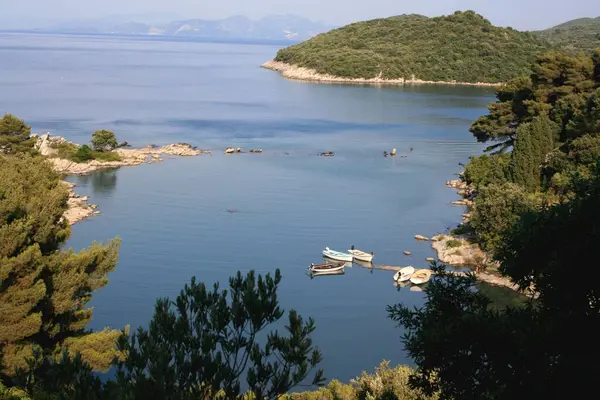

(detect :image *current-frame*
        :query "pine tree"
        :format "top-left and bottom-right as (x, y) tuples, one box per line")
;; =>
(0, 114), (35, 155)
(510, 116), (555, 191)
(0, 155), (121, 375)
(510, 123), (536, 190)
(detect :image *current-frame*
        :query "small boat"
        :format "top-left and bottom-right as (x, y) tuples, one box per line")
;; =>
(322, 247), (353, 262)
(309, 261), (345, 274)
(348, 248), (374, 262)
(393, 266), (415, 282)
(410, 269), (432, 285)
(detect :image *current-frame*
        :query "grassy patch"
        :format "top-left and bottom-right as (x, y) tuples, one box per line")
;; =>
(91, 151), (122, 162)
(446, 239), (462, 248)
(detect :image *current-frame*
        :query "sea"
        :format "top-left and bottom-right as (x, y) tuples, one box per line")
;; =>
(0, 32), (497, 383)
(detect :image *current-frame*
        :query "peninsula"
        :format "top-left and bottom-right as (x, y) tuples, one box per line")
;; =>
(263, 11), (549, 86)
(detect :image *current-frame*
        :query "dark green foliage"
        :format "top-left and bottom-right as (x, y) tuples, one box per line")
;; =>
(462, 153), (510, 188)
(90, 130), (118, 152)
(8, 271), (323, 400)
(509, 116), (555, 191)
(0, 155), (121, 374)
(275, 11), (548, 83)
(12, 349), (103, 400)
(469, 183), (540, 253)
(71, 145), (93, 163)
(497, 164), (600, 315)
(0, 114), (35, 155)
(533, 17), (600, 54)
(388, 167), (600, 400)
(470, 51), (598, 148)
(111, 269), (323, 400)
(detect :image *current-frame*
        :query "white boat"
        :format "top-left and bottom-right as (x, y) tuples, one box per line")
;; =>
(348, 248), (374, 262)
(322, 247), (353, 262)
(393, 266), (415, 282)
(410, 269), (432, 285)
(309, 261), (345, 274)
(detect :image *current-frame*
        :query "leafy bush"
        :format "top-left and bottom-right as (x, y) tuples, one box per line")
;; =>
(71, 144), (93, 163)
(463, 154), (510, 188)
(274, 11), (549, 83)
(470, 183), (541, 254)
(446, 239), (462, 248)
(286, 361), (436, 400)
(51, 141), (78, 160)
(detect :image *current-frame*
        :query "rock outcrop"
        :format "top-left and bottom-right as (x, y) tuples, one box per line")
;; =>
(414, 234), (430, 241)
(430, 234), (488, 266)
(60, 181), (98, 225)
(33, 133), (67, 156)
(48, 140), (208, 175)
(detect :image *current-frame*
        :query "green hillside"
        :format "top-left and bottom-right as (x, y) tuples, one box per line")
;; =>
(533, 17), (600, 53)
(273, 11), (550, 84)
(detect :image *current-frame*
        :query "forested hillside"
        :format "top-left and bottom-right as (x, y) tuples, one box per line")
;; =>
(274, 11), (549, 83)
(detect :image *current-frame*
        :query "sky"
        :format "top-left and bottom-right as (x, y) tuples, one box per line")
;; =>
(0, 0), (599, 30)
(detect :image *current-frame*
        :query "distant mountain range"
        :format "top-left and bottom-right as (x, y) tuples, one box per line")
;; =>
(36, 15), (334, 41)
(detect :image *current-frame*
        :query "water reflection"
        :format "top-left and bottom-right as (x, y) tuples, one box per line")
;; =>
(76, 169), (119, 194)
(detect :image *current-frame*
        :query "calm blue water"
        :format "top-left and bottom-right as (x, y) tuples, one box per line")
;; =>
(0, 32), (494, 383)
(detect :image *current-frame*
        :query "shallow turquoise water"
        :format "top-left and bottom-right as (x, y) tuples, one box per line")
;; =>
(0, 32), (494, 383)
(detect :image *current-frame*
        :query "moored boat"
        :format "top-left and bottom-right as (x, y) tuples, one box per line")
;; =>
(348, 247), (374, 262)
(309, 261), (346, 274)
(393, 266), (415, 282)
(322, 247), (353, 262)
(409, 269), (432, 285)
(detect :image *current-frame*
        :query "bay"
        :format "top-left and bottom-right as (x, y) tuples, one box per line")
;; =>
(0, 32), (495, 383)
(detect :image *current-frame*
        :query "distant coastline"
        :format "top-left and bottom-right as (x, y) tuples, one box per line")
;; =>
(261, 61), (503, 87)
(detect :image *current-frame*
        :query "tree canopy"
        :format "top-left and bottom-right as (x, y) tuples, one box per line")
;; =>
(6, 270), (324, 400)
(274, 11), (549, 83)
(0, 155), (121, 375)
(389, 164), (600, 399)
(91, 130), (118, 152)
(532, 17), (600, 54)
(0, 114), (35, 155)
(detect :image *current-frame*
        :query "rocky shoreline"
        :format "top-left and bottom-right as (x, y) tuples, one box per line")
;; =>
(426, 177), (531, 295)
(261, 61), (503, 87)
(37, 135), (208, 225)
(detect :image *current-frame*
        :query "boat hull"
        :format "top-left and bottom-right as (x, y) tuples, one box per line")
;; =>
(310, 262), (345, 273)
(348, 249), (374, 262)
(409, 269), (432, 285)
(322, 248), (353, 262)
(394, 266), (415, 282)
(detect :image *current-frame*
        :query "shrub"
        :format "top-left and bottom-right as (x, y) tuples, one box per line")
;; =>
(446, 239), (462, 248)
(71, 145), (93, 163)
(51, 142), (78, 159)
(451, 224), (473, 235)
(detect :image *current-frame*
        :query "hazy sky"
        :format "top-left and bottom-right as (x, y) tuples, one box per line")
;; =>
(1, 0), (599, 30)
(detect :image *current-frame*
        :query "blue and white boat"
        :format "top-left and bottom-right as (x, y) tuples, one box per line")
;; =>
(322, 247), (353, 262)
